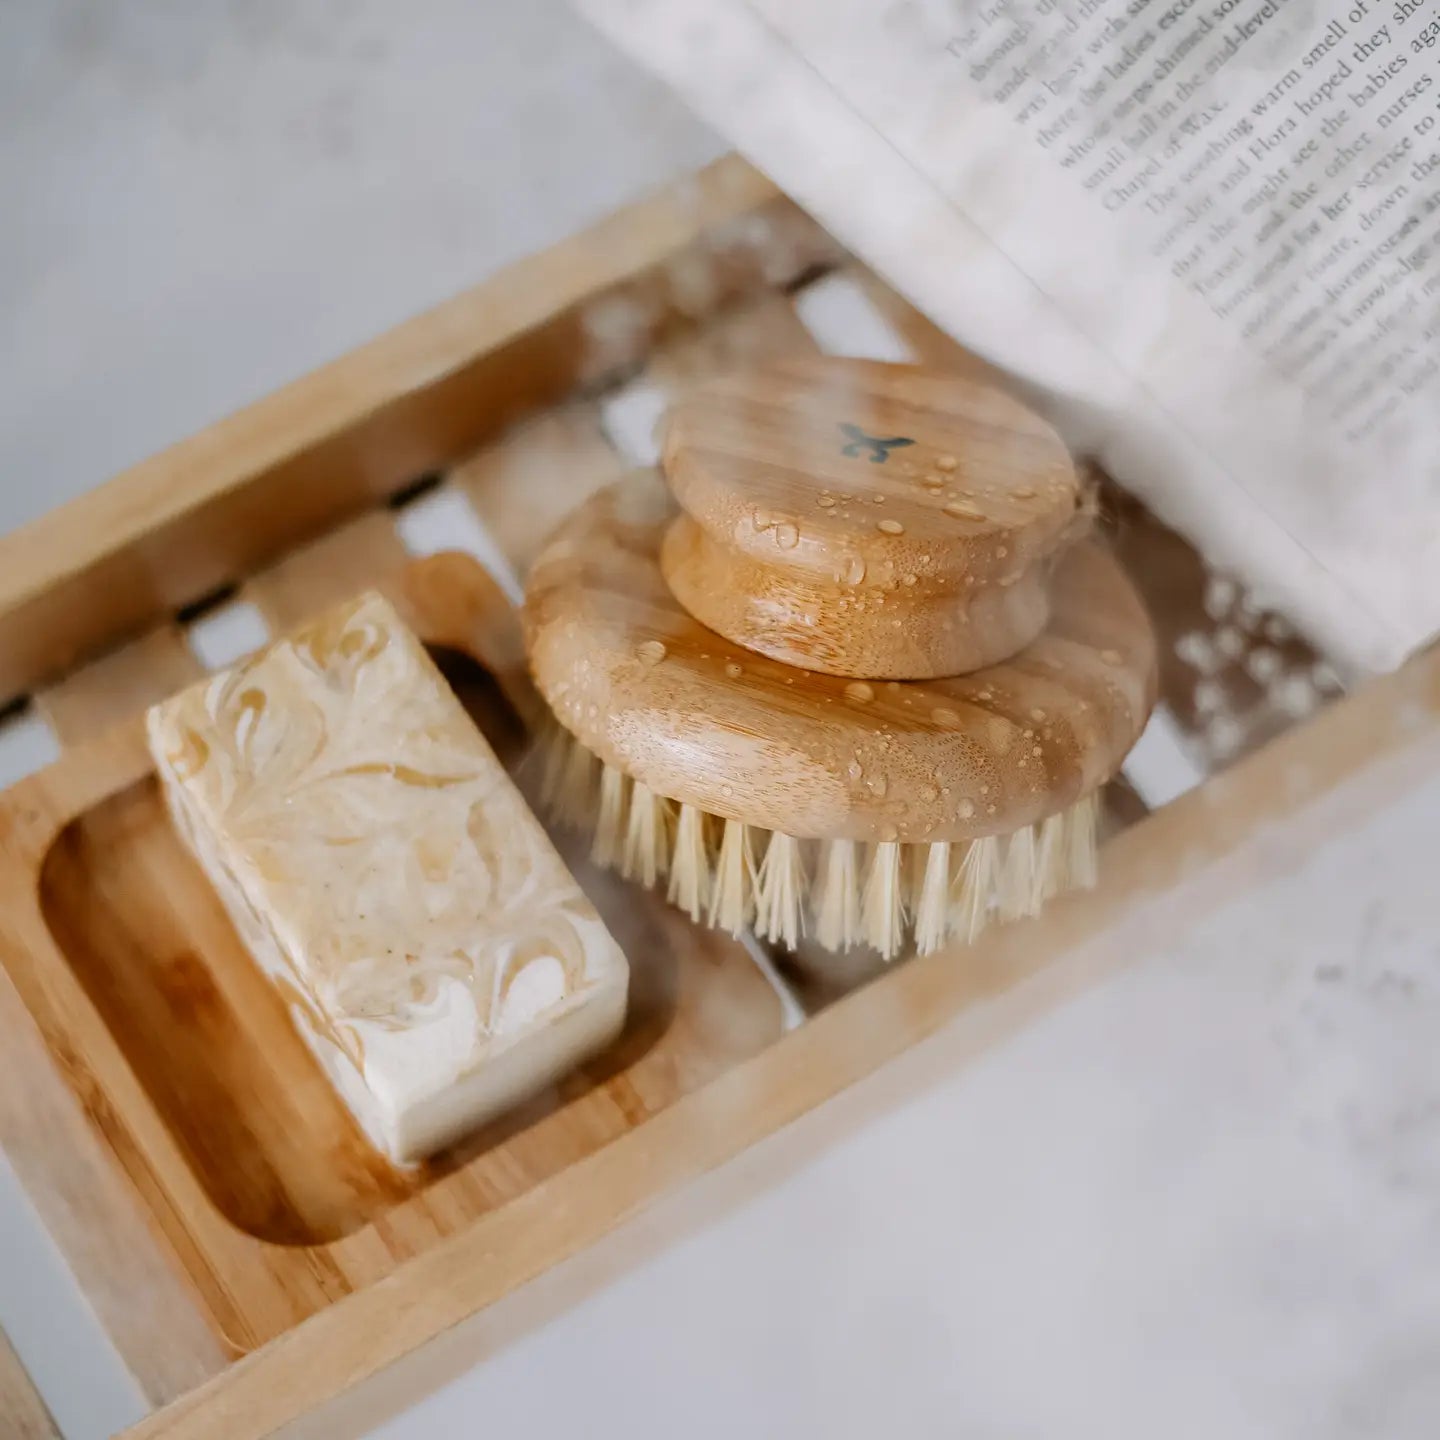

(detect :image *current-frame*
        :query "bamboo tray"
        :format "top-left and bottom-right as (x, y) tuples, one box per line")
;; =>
(1, 156), (1420, 1438)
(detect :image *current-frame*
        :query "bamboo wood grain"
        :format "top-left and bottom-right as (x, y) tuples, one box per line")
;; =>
(245, 513), (410, 633)
(121, 636), (1440, 1440)
(526, 475), (1154, 841)
(660, 357), (1080, 680)
(455, 405), (627, 577)
(0, 554), (784, 1358)
(0, 1327), (60, 1440)
(647, 291), (820, 396)
(0, 156), (842, 709)
(36, 626), (204, 747)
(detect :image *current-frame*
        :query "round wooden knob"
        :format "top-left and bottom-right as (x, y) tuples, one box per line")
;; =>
(659, 357), (1080, 680)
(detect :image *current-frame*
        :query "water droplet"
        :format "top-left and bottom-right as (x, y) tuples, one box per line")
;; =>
(1032, 745), (1043, 756)
(924, 481), (944, 495)
(980, 784), (990, 795)
(817, 494), (836, 508)
(880, 823), (899, 841)
(637, 640), (666, 667)
(868, 772), (889, 797)
(996, 546), (1009, 558)
(725, 662), (743, 679)
(721, 783), (733, 797)
(957, 799), (975, 819)
(847, 759), (863, 781)
(944, 500), (982, 520)
(1101, 648), (1123, 664)
(902, 573), (917, 586)
(775, 521), (799, 549)
(878, 518), (905, 535)
(842, 554), (867, 585)
(931, 706), (961, 728)
(936, 454), (959, 472)
(845, 681), (874, 704)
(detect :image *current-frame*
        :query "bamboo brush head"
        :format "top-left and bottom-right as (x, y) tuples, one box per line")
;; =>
(522, 360), (1157, 960)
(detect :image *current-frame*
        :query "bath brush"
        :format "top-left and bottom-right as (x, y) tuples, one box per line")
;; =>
(523, 357), (1157, 958)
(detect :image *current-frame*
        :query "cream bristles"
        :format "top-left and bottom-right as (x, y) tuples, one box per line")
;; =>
(861, 840), (906, 960)
(813, 838), (861, 952)
(555, 739), (598, 829)
(539, 720), (1102, 953)
(591, 765), (630, 869)
(1035, 811), (1067, 906)
(537, 722), (572, 815)
(1066, 791), (1099, 890)
(950, 835), (1000, 944)
(621, 781), (669, 889)
(913, 841), (953, 956)
(998, 825), (1041, 921)
(754, 832), (806, 950)
(708, 818), (756, 935)
(667, 803), (711, 922)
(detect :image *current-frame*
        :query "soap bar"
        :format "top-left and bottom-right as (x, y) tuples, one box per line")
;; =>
(146, 591), (629, 1164)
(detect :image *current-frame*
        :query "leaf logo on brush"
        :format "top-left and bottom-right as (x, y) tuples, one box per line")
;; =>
(837, 423), (915, 463)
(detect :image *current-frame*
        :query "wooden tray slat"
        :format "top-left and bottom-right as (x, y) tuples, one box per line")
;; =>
(245, 512), (411, 633)
(455, 404), (627, 577)
(0, 1327), (60, 1440)
(35, 627), (204, 748)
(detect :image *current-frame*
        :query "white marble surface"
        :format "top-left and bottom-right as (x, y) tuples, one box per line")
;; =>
(0, 0), (719, 534)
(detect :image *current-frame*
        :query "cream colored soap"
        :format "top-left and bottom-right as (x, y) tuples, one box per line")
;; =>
(146, 591), (629, 1164)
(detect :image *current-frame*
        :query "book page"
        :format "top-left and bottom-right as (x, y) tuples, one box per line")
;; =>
(579, 0), (1440, 672)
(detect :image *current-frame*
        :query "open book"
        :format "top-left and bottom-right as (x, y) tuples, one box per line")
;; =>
(580, 0), (1440, 673)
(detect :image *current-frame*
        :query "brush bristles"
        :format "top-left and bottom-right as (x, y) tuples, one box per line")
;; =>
(667, 803), (712, 922)
(1035, 812), (1067, 906)
(540, 725), (1102, 955)
(537, 721), (572, 815)
(754, 832), (806, 950)
(708, 818), (756, 935)
(621, 781), (669, 889)
(913, 842), (953, 956)
(998, 825), (1040, 922)
(591, 765), (631, 869)
(861, 840), (906, 960)
(813, 838), (861, 952)
(1066, 791), (1099, 891)
(555, 738), (599, 829)
(951, 835), (1000, 944)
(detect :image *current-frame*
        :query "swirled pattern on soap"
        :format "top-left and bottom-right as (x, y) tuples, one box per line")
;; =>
(147, 591), (614, 1076)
